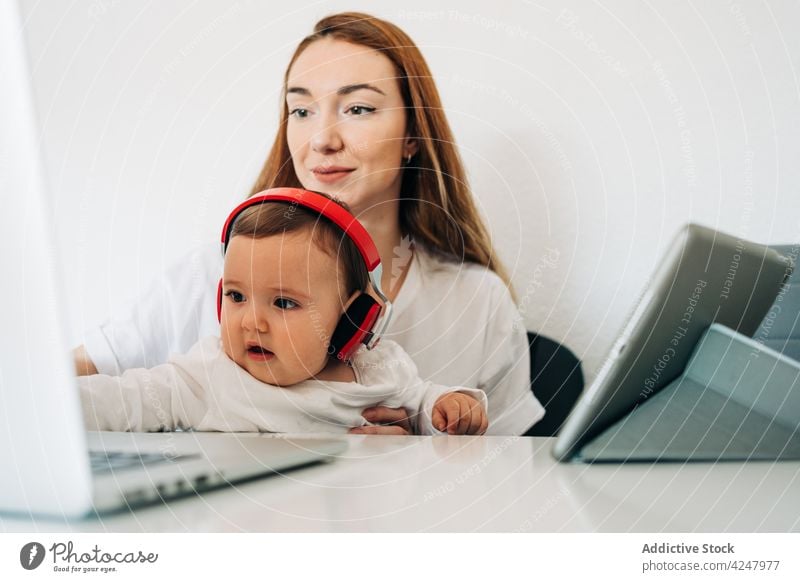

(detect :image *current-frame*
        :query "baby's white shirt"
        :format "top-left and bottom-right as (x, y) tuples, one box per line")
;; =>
(79, 337), (487, 434)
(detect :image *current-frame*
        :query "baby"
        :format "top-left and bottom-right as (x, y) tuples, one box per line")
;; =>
(79, 191), (488, 435)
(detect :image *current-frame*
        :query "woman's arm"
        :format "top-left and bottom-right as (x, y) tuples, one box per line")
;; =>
(79, 243), (221, 375)
(478, 285), (545, 435)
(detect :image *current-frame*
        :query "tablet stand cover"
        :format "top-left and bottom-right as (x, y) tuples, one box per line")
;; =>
(579, 324), (800, 462)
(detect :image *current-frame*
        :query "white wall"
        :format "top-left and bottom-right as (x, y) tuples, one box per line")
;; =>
(22, 0), (800, 380)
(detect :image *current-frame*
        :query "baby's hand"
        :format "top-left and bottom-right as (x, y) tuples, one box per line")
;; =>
(432, 392), (488, 435)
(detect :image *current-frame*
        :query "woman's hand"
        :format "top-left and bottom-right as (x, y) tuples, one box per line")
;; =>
(349, 406), (412, 435)
(431, 392), (488, 435)
(73, 345), (98, 376)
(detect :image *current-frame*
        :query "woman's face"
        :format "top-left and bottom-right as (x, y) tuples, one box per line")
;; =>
(285, 38), (417, 217)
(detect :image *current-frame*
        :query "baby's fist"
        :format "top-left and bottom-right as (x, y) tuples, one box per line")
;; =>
(432, 392), (488, 435)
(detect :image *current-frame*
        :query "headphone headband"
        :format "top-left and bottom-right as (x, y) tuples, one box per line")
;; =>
(220, 188), (381, 272)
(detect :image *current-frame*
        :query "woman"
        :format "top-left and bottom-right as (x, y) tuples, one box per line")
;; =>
(74, 12), (544, 435)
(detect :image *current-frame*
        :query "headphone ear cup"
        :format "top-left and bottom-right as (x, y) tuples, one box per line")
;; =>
(216, 279), (223, 323)
(329, 293), (381, 361)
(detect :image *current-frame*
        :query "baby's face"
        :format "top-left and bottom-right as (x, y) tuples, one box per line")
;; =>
(220, 231), (350, 386)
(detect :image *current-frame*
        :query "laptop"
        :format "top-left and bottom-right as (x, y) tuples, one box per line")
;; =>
(0, 0), (346, 519)
(552, 223), (795, 462)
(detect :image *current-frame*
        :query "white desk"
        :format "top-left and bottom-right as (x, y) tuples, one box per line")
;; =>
(3, 435), (799, 532)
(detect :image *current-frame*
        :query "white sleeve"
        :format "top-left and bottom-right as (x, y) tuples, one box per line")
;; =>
(78, 358), (210, 432)
(479, 283), (545, 436)
(82, 243), (221, 375)
(372, 341), (488, 435)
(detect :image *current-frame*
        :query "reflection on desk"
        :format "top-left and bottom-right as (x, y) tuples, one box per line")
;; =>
(3, 435), (799, 532)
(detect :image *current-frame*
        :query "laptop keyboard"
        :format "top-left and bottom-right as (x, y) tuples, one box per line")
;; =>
(89, 450), (195, 474)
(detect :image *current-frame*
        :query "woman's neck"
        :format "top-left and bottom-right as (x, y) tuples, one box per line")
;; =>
(355, 199), (412, 303)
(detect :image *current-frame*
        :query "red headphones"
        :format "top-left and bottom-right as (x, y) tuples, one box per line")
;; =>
(217, 188), (393, 362)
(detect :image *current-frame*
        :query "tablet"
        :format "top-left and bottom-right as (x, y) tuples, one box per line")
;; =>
(552, 223), (793, 461)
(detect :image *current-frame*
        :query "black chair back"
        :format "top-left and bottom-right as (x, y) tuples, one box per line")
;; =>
(524, 332), (584, 437)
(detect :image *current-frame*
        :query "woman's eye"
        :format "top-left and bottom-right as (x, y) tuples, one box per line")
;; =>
(346, 105), (375, 116)
(274, 297), (299, 310)
(225, 291), (245, 303)
(289, 107), (309, 119)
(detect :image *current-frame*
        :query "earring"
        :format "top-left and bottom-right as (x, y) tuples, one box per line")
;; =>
(405, 154), (412, 165)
